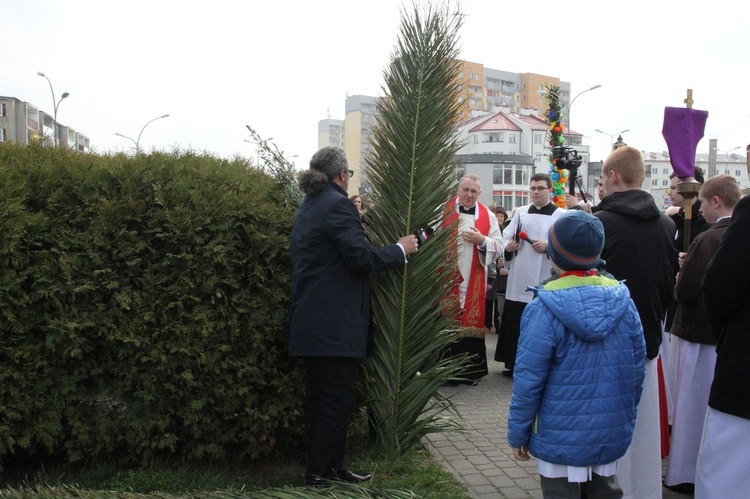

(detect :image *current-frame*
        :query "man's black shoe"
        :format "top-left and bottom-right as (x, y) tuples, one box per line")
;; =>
(335, 469), (372, 483)
(663, 482), (695, 494)
(304, 473), (330, 488)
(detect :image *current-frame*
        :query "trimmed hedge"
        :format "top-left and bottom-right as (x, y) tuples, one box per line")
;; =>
(0, 143), (305, 465)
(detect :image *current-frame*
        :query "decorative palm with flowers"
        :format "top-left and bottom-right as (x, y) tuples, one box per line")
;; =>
(542, 83), (568, 208)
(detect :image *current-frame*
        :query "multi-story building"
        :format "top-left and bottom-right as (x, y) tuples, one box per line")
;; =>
(590, 138), (749, 209)
(456, 61), (571, 123)
(318, 64), (571, 199)
(341, 95), (381, 196)
(317, 118), (345, 151)
(0, 96), (90, 152)
(643, 148), (749, 209)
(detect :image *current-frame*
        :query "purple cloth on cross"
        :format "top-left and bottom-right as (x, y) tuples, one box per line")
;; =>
(662, 107), (709, 179)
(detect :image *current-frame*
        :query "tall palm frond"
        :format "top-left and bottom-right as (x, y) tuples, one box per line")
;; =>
(363, 3), (469, 459)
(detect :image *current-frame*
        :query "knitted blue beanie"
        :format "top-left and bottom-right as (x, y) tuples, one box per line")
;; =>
(547, 210), (604, 271)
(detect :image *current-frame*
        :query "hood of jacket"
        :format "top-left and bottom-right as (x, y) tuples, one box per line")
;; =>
(598, 189), (662, 221)
(536, 275), (632, 343)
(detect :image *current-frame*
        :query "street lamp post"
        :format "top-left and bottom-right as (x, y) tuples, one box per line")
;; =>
(567, 84), (602, 121)
(115, 114), (170, 153)
(595, 128), (630, 150)
(713, 145), (741, 177)
(114, 132), (138, 149)
(539, 84), (601, 128)
(244, 138), (273, 166)
(37, 71), (69, 147)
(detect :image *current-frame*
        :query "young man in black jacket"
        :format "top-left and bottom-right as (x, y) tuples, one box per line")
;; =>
(594, 146), (676, 499)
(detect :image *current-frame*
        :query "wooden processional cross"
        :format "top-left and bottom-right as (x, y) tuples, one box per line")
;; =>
(678, 88), (701, 251)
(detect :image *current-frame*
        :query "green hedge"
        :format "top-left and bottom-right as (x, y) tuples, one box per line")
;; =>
(0, 143), (305, 466)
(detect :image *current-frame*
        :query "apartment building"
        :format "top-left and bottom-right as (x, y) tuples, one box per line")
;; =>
(317, 63), (574, 200)
(457, 61), (571, 123)
(0, 96), (90, 152)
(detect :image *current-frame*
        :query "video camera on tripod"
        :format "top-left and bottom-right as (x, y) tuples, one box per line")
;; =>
(552, 145), (588, 202)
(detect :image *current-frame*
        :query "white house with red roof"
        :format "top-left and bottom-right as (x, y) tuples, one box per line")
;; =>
(453, 108), (594, 211)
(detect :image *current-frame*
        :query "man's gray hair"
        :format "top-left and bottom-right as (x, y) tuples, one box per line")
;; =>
(459, 173), (482, 191)
(298, 147), (349, 196)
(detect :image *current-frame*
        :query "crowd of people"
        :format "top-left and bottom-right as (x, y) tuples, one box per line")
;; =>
(288, 145), (748, 497)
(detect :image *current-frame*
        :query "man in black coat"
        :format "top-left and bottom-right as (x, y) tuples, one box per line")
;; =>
(696, 193), (750, 496)
(288, 146), (418, 487)
(594, 145), (676, 499)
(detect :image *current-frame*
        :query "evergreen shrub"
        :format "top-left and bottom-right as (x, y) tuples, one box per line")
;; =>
(0, 143), (304, 466)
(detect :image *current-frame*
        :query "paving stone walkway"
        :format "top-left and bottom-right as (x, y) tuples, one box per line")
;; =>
(423, 334), (689, 498)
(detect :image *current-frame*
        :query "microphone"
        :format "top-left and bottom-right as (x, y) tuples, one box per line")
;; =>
(518, 231), (537, 244)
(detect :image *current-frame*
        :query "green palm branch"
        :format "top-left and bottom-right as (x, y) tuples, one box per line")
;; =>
(363, 4), (471, 459)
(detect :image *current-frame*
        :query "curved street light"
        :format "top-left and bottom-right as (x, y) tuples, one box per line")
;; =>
(568, 84), (602, 114)
(595, 128), (630, 150)
(538, 84), (601, 127)
(244, 137), (273, 165)
(114, 132), (137, 149)
(115, 114), (170, 153)
(37, 71), (69, 147)
(713, 145), (742, 176)
(137, 114), (170, 150)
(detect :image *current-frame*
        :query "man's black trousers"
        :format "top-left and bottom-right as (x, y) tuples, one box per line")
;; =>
(303, 356), (359, 478)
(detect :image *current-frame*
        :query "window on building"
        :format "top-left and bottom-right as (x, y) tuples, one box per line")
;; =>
(0, 103), (6, 117)
(0, 128), (5, 141)
(456, 165), (466, 180)
(515, 192), (529, 208)
(534, 133), (543, 144)
(652, 179), (658, 186)
(663, 167), (669, 175)
(662, 179), (668, 186)
(503, 165), (513, 184)
(493, 165), (503, 184)
(509, 135), (516, 144)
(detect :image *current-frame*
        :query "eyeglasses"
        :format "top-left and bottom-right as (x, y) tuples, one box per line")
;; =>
(346, 169), (355, 177)
(529, 186), (549, 191)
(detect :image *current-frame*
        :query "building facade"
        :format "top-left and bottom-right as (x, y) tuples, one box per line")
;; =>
(0, 96), (90, 152)
(318, 63), (572, 199)
(452, 108), (591, 210)
(643, 148), (749, 209)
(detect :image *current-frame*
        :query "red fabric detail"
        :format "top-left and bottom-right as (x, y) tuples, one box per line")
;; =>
(443, 198), (491, 330)
(557, 269), (598, 278)
(657, 357), (670, 459)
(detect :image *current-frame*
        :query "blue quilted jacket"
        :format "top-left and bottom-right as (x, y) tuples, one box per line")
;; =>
(507, 274), (646, 466)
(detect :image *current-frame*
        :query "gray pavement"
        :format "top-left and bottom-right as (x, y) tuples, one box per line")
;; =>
(423, 334), (690, 498)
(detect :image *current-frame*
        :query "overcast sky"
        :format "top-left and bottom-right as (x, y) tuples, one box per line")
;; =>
(3, 0), (748, 168)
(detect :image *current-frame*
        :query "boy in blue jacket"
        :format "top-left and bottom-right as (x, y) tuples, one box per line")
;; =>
(507, 210), (646, 498)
